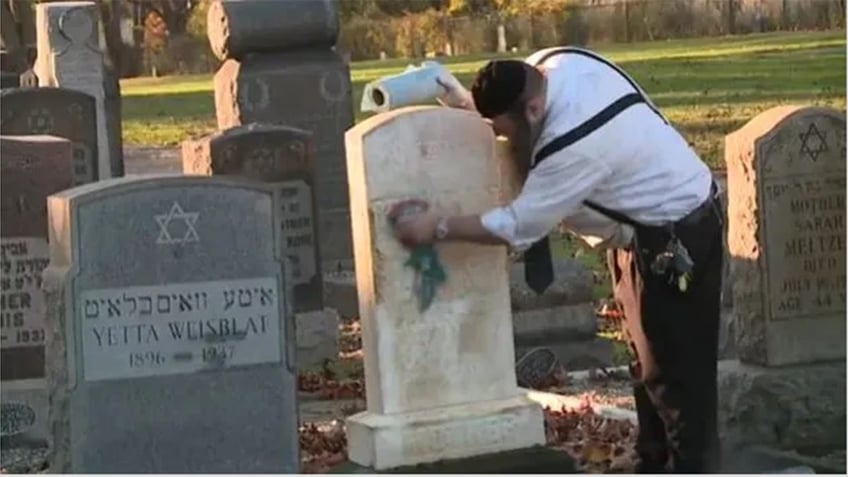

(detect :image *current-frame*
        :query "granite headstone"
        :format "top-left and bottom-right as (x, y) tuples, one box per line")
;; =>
(43, 175), (298, 473)
(182, 123), (322, 313)
(206, 0), (337, 60)
(182, 124), (338, 367)
(210, 0), (354, 274)
(0, 87), (98, 185)
(725, 105), (846, 366)
(718, 106), (847, 456)
(1, 135), (74, 445)
(34, 1), (124, 179)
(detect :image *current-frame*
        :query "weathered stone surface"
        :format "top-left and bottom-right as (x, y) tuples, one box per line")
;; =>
(214, 50), (354, 273)
(343, 106), (543, 470)
(510, 258), (595, 310)
(1, 135), (74, 446)
(207, 0), (338, 61)
(295, 308), (339, 369)
(717, 359), (846, 452)
(43, 175), (299, 473)
(512, 303), (597, 344)
(34, 1), (123, 179)
(725, 106), (845, 366)
(0, 87), (98, 185)
(713, 170), (733, 308)
(324, 271), (358, 320)
(183, 123), (323, 313)
(718, 307), (737, 360)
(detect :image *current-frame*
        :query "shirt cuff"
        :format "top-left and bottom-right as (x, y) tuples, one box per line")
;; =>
(480, 206), (538, 252)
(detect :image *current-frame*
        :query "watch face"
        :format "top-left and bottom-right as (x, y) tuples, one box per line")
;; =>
(436, 219), (449, 239)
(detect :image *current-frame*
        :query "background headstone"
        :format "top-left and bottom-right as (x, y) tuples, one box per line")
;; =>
(509, 259), (612, 372)
(209, 0), (355, 276)
(182, 123), (323, 312)
(0, 87), (98, 186)
(206, 0), (338, 60)
(43, 175), (299, 473)
(725, 105), (845, 366)
(1, 135), (74, 446)
(718, 105), (846, 459)
(34, 1), (123, 179)
(493, 139), (610, 371)
(182, 123), (338, 367)
(343, 106), (544, 470)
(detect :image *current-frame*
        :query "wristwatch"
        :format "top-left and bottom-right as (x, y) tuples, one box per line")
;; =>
(435, 217), (449, 241)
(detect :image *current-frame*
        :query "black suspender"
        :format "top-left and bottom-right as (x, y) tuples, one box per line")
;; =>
(530, 47), (667, 227)
(522, 47), (669, 294)
(532, 47), (668, 124)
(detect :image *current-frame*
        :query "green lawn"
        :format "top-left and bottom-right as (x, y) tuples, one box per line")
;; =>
(122, 30), (846, 170)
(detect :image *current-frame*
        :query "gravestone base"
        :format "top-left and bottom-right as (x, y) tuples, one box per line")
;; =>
(295, 308), (340, 367)
(331, 445), (578, 474)
(717, 359), (846, 453)
(345, 395), (545, 471)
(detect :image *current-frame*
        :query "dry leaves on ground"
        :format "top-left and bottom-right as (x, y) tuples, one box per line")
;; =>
(298, 360), (365, 400)
(544, 401), (638, 473)
(299, 421), (348, 473)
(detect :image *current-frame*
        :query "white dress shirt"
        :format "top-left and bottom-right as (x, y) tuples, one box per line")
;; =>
(481, 47), (714, 251)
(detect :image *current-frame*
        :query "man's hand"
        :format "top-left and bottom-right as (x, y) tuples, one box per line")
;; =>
(387, 199), (439, 249)
(435, 75), (476, 112)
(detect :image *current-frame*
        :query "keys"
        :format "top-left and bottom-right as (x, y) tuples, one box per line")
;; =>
(650, 236), (695, 293)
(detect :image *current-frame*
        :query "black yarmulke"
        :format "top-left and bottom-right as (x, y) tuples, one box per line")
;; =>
(471, 60), (527, 119)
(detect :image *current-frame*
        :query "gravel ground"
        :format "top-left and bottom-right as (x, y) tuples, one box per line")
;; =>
(0, 446), (48, 474)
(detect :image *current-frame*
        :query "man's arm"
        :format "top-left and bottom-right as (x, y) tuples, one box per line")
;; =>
(474, 150), (611, 251)
(441, 214), (508, 245)
(391, 150), (610, 250)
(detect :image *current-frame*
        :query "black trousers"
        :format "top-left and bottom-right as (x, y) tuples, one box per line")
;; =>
(607, 195), (723, 473)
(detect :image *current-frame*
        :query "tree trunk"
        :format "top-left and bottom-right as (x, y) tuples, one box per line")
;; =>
(97, 1), (123, 70)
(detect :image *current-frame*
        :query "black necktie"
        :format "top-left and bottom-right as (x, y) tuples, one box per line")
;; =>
(524, 236), (554, 294)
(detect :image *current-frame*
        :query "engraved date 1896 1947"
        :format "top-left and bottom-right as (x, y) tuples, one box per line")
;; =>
(128, 346), (235, 369)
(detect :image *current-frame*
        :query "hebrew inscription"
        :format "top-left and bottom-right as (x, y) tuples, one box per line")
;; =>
(760, 120), (846, 321)
(79, 277), (282, 381)
(1, 238), (49, 352)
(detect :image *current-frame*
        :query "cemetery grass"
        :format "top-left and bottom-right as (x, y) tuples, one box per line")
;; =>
(120, 30), (844, 297)
(122, 30), (846, 170)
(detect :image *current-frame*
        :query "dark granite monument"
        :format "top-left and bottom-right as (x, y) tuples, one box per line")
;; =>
(0, 87), (98, 185)
(43, 175), (299, 473)
(208, 0), (354, 275)
(1, 135), (75, 446)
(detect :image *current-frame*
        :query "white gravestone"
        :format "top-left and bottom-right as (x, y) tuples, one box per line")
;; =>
(43, 175), (298, 473)
(34, 1), (123, 179)
(343, 107), (545, 470)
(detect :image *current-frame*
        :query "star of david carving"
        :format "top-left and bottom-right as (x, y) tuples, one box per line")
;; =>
(799, 123), (828, 162)
(154, 202), (199, 245)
